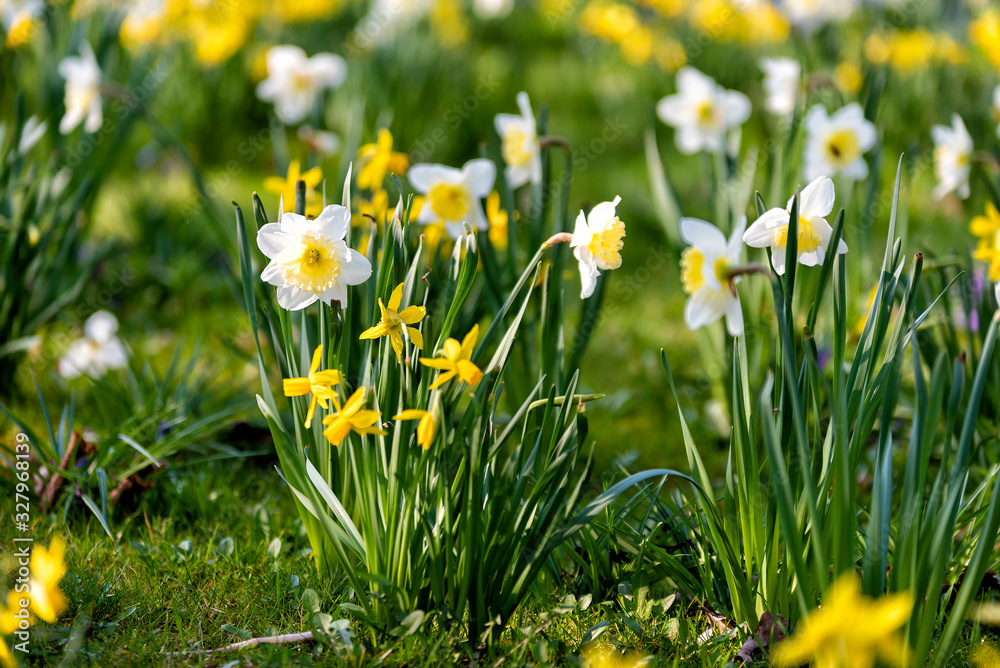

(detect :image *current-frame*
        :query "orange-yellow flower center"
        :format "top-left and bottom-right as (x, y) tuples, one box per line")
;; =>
(280, 234), (341, 293)
(502, 128), (534, 168)
(681, 247), (729, 294)
(824, 128), (861, 167)
(588, 217), (626, 269)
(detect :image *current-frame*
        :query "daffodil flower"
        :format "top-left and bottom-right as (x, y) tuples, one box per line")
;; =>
(486, 191), (509, 250)
(679, 216), (745, 336)
(393, 409), (437, 449)
(782, 0), (856, 34)
(27, 536), (67, 624)
(0, 591), (30, 668)
(360, 283), (426, 361)
(283, 345), (340, 428)
(2, 0), (42, 48)
(972, 202), (1000, 282)
(408, 159), (496, 238)
(58, 41), (103, 135)
(570, 196), (626, 299)
(760, 57), (800, 117)
(58, 311), (128, 380)
(256, 45), (346, 125)
(420, 325), (484, 389)
(357, 128), (410, 191)
(264, 159), (324, 218)
(321, 387), (387, 445)
(932, 113), (972, 200)
(743, 176), (847, 275)
(803, 102), (876, 182)
(257, 203), (373, 311)
(655, 67), (751, 155)
(772, 574), (913, 668)
(494, 91), (541, 189)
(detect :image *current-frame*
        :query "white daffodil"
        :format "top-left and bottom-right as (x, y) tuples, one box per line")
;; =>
(257, 203), (372, 310)
(474, 0), (514, 18)
(58, 311), (128, 380)
(1, 0), (43, 48)
(408, 159), (496, 238)
(782, 0), (857, 34)
(297, 125), (341, 157)
(743, 176), (847, 275)
(256, 45), (347, 125)
(993, 85), (1000, 140)
(18, 115), (46, 155)
(931, 113), (973, 200)
(679, 216), (745, 336)
(760, 57), (801, 117)
(656, 67), (751, 155)
(494, 91), (541, 189)
(58, 41), (103, 135)
(803, 103), (876, 182)
(571, 196), (625, 299)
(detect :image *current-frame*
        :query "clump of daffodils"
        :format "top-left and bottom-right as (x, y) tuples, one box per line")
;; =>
(256, 203), (373, 310)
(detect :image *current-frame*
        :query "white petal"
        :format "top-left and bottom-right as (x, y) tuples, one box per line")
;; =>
(84, 96), (103, 133)
(571, 211), (592, 247)
(341, 249), (373, 285)
(407, 163), (461, 192)
(578, 257), (599, 299)
(680, 217), (727, 254)
(771, 246), (787, 275)
(655, 95), (689, 128)
(724, 294), (744, 336)
(800, 176), (835, 218)
(675, 125), (709, 154)
(727, 216), (747, 259)
(314, 204), (351, 240)
(95, 338), (128, 370)
(804, 104), (829, 135)
(515, 91), (534, 123)
(684, 288), (724, 329)
(676, 66), (715, 97)
(257, 223), (291, 258)
(587, 195), (622, 232)
(722, 90), (751, 128)
(308, 53), (347, 88)
(277, 285), (318, 310)
(743, 209), (787, 247)
(84, 310), (119, 344)
(463, 159), (496, 198)
(840, 157), (869, 181)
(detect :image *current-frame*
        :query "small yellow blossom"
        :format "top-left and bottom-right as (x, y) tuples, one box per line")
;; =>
(420, 325), (484, 389)
(974, 643), (1000, 668)
(283, 345), (340, 429)
(970, 9), (1000, 72)
(393, 409), (437, 449)
(321, 387), (387, 445)
(581, 644), (646, 668)
(972, 202), (1000, 282)
(486, 191), (509, 250)
(359, 283), (426, 361)
(358, 129), (410, 192)
(833, 62), (863, 95)
(181, 2), (256, 66)
(5, 8), (38, 48)
(269, 0), (341, 22)
(653, 36), (687, 71)
(771, 574), (914, 668)
(431, 0), (469, 48)
(264, 159), (324, 218)
(27, 536), (68, 623)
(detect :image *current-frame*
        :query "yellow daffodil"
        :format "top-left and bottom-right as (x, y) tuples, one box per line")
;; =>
(972, 202), (1000, 282)
(420, 325), (484, 389)
(357, 129), (410, 191)
(974, 643), (1000, 668)
(269, 0), (341, 22)
(264, 159), (324, 218)
(4, 2), (42, 48)
(970, 9), (1000, 72)
(581, 643), (646, 667)
(772, 575), (914, 668)
(27, 536), (68, 624)
(833, 62), (863, 96)
(430, 0), (469, 48)
(393, 409), (436, 449)
(181, 2), (256, 66)
(321, 387), (387, 445)
(283, 345), (340, 428)
(486, 191), (509, 250)
(353, 189), (391, 230)
(359, 283), (426, 361)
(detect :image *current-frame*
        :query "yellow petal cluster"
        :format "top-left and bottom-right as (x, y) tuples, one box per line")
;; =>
(360, 283), (427, 362)
(283, 345), (340, 428)
(264, 160), (324, 219)
(420, 325), (484, 389)
(971, 202), (1000, 282)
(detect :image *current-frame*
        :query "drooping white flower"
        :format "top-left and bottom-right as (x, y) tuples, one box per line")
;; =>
(297, 125), (341, 157)
(257, 203), (372, 310)
(760, 57), (801, 117)
(408, 159), (496, 238)
(993, 85), (1000, 140)
(931, 113), (973, 200)
(570, 196), (625, 299)
(743, 176), (847, 275)
(494, 92), (541, 189)
(58, 41), (103, 135)
(656, 67), (752, 155)
(679, 216), (745, 336)
(256, 45), (347, 125)
(802, 103), (876, 182)
(58, 311), (128, 380)
(18, 115), (46, 154)
(781, 0), (857, 34)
